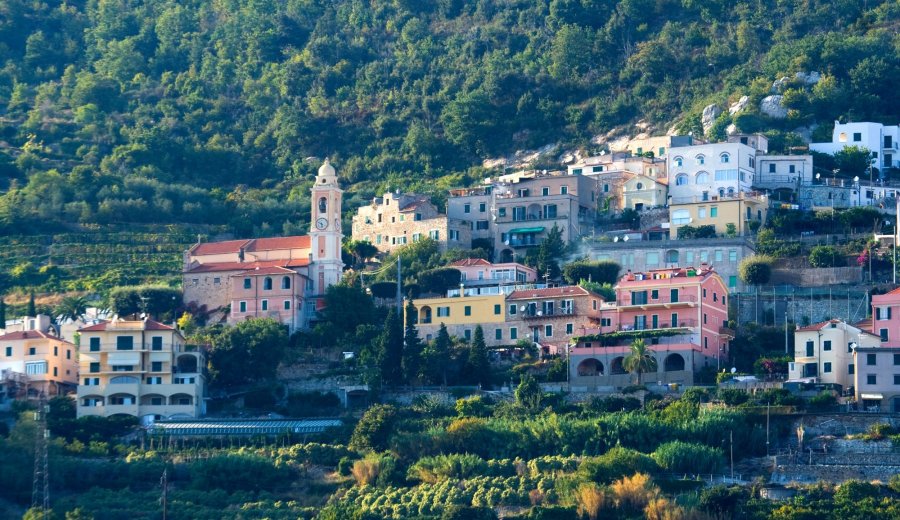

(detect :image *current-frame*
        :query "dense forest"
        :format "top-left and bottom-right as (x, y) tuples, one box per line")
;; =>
(0, 0), (898, 237)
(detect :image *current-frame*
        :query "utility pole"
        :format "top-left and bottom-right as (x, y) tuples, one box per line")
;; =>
(32, 392), (49, 518)
(784, 309), (789, 355)
(766, 402), (771, 456)
(160, 469), (168, 520)
(730, 430), (734, 481)
(395, 255), (402, 312)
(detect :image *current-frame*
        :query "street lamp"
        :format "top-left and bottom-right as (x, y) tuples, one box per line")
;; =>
(853, 176), (860, 206)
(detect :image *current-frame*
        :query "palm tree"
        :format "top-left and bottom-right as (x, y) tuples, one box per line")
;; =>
(622, 338), (657, 385)
(55, 295), (88, 324)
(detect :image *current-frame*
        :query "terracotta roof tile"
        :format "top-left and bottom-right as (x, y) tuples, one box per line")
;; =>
(185, 258), (310, 273)
(78, 319), (175, 332)
(190, 236), (311, 256)
(795, 319), (842, 332)
(450, 258), (492, 267)
(0, 330), (71, 343)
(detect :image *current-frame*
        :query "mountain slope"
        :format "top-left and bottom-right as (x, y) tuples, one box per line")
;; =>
(0, 0), (897, 238)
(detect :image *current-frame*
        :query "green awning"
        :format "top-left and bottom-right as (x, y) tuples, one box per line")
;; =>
(509, 227), (545, 234)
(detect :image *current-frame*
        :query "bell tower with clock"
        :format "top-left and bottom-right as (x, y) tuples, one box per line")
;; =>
(310, 158), (344, 295)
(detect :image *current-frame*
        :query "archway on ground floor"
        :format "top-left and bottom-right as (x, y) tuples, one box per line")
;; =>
(664, 353), (686, 372)
(610, 357), (627, 375)
(577, 358), (604, 376)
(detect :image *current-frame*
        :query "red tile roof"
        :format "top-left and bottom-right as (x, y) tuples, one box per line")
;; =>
(508, 286), (593, 300)
(190, 236), (311, 256)
(185, 258), (310, 274)
(450, 258), (492, 267)
(0, 330), (71, 343)
(883, 287), (900, 296)
(229, 266), (298, 277)
(795, 319), (839, 332)
(78, 319), (175, 332)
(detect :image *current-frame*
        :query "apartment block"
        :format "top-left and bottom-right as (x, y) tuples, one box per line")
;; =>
(76, 318), (206, 422)
(450, 258), (537, 287)
(669, 191), (768, 237)
(870, 287), (900, 345)
(811, 121), (899, 172)
(589, 237), (754, 291)
(788, 320), (880, 391)
(0, 328), (77, 398)
(853, 346), (900, 412)
(569, 265), (732, 388)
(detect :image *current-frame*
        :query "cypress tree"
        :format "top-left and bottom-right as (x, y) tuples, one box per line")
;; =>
(402, 300), (423, 385)
(466, 325), (492, 389)
(0, 297), (6, 327)
(378, 307), (404, 386)
(26, 292), (36, 317)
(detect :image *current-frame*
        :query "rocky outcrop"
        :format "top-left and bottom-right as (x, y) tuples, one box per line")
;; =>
(795, 71), (821, 85)
(771, 76), (791, 93)
(702, 103), (721, 134)
(760, 95), (788, 118)
(729, 95), (749, 115)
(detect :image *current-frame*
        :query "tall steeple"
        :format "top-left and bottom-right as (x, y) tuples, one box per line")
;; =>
(310, 158), (344, 294)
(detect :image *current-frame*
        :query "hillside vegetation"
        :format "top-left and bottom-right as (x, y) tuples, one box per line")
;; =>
(0, 0), (898, 238)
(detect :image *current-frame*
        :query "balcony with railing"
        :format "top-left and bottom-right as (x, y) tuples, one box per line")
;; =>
(670, 191), (767, 205)
(618, 294), (698, 309)
(521, 305), (576, 320)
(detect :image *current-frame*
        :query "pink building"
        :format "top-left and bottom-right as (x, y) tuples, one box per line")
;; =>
(570, 264), (732, 388)
(229, 267), (307, 331)
(871, 287), (900, 346)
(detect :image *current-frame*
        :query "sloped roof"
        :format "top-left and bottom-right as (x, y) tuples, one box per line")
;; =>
(795, 319), (842, 332)
(190, 236), (311, 256)
(78, 319), (175, 332)
(508, 286), (593, 300)
(450, 258), (492, 267)
(0, 330), (72, 343)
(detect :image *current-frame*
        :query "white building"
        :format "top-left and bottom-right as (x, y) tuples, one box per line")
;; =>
(666, 139), (760, 203)
(810, 121), (899, 172)
(789, 319), (880, 391)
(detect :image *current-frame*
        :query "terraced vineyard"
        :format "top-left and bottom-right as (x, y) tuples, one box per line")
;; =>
(1, 226), (220, 295)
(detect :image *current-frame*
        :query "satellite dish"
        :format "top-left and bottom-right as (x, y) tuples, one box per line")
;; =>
(520, 306), (526, 312)
(613, 236), (619, 242)
(730, 367), (737, 374)
(623, 235), (630, 241)
(537, 311), (543, 316)
(504, 240), (510, 246)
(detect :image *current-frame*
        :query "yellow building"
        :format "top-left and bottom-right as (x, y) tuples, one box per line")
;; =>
(76, 318), (206, 422)
(0, 329), (77, 398)
(410, 294), (507, 342)
(669, 192), (767, 237)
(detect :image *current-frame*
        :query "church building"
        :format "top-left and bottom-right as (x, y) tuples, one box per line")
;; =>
(182, 160), (344, 331)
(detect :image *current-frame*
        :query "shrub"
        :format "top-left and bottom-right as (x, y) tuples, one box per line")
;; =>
(350, 404), (398, 451)
(573, 483), (606, 520)
(809, 245), (841, 268)
(586, 396), (642, 413)
(562, 261), (621, 286)
(609, 473), (659, 513)
(738, 255), (773, 286)
(351, 453), (384, 486)
(651, 441), (724, 474)
(716, 388), (750, 406)
(456, 396), (492, 417)
(189, 454), (292, 492)
(679, 387), (710, 404)
(338, 456), (354, 476)
(807, 392), (837, 411)
(407, 453), (487, 483)
(578, 447), (660, 484)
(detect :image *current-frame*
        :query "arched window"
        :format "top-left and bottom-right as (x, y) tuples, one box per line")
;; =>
(695, 172), (709, 184)
(319, 197), (327, 212)
(675, 174), (688, 186)
(720, 153), (730, 163)
(757, 209), (763, 220)
(281, 276), (291, 289)
(636, 182), (644, 190)
(727, 187), (735, 196)
(674, 157), (683, 167)
(263, 277), (273, 290)
(696, 154), (705, 165)
(839, 132), (848, 142)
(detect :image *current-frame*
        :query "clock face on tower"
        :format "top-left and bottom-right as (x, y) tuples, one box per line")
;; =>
(316, 217), (328, 230)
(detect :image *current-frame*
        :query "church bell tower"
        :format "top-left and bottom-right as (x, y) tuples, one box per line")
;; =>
(310, 159), (344, 294)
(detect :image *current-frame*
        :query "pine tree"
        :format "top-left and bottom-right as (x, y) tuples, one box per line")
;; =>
(26, 292), (36, 317)
(378, 307), (404, 387)
(402, 300), (423, 385)
(466, 325), (492, 389)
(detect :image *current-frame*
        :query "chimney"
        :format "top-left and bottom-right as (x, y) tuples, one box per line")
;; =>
(239, 247), (245, 263)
